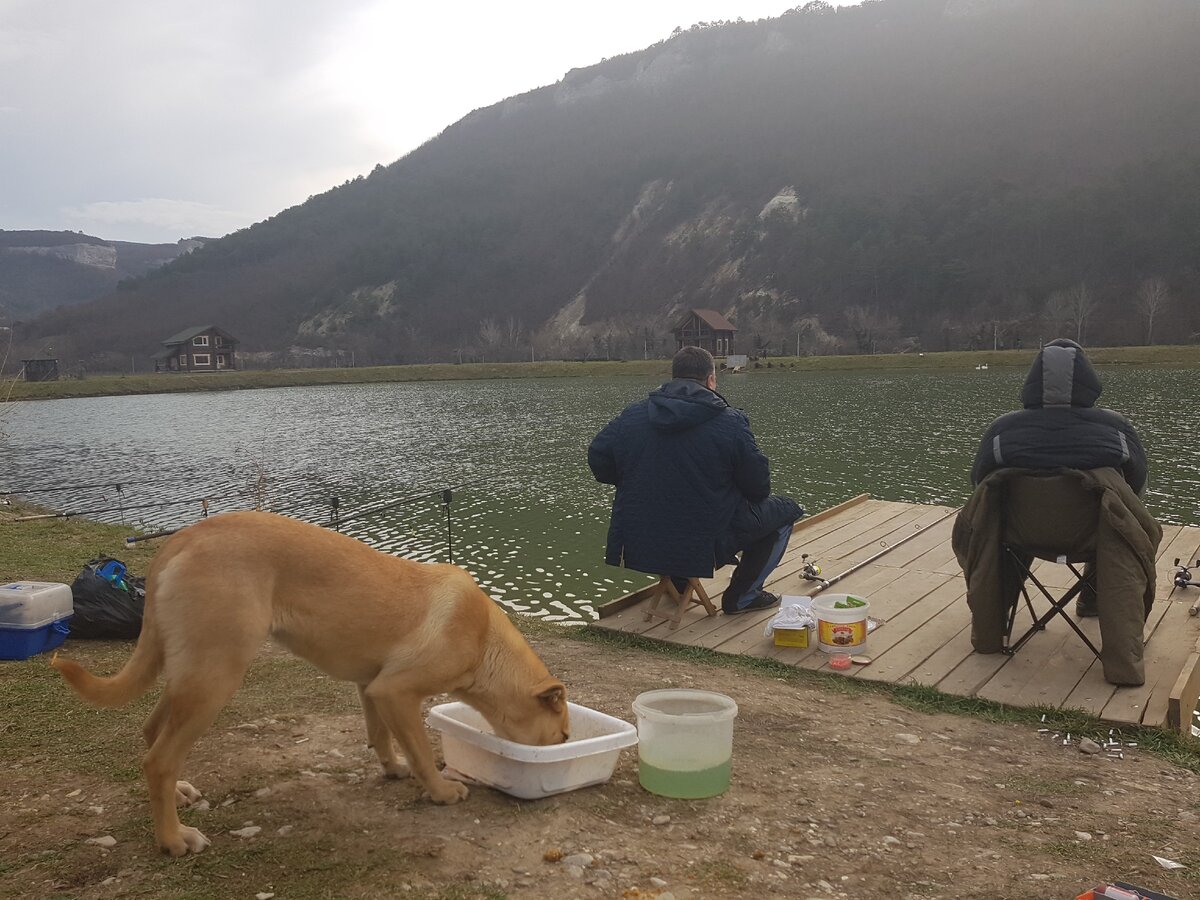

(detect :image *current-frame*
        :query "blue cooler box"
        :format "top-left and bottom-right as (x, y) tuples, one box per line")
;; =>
(0, 582), (74, 660)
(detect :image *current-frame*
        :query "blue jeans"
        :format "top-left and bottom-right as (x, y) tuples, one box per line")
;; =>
(723, 524), (793, 611)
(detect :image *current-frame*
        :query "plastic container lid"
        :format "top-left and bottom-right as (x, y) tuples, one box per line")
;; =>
(0, 582), (74, 629)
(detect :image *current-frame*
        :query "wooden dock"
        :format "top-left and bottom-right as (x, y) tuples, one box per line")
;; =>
(594, 495), (1200, 733)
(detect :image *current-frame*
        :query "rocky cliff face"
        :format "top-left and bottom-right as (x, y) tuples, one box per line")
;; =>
(5, 242), (118, 268)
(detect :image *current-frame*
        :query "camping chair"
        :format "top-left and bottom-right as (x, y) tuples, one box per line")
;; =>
(998, 473), (1102, 660)
(643, 577), (717, 630)
(1001, 547), (1101, 659)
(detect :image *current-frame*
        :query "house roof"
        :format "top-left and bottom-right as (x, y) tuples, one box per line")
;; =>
(674, 308), (738, 332)
(161, 325), (237, 346)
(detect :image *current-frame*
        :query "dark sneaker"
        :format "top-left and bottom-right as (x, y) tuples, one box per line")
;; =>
(724, 591), (781, 615)
(1075, 595), (1098, 618)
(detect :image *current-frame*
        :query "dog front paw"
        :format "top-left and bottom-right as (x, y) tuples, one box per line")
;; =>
(160, 825), (211, 857)
(426, 778), (469, 805)
(174, 781), (203, 807)
(382, 760), (411, 780)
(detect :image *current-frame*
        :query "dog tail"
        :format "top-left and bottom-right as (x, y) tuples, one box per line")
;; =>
(50, 615), (163, 708)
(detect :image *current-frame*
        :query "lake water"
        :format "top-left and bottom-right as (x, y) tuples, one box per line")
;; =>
(2, 367), (1197, 621)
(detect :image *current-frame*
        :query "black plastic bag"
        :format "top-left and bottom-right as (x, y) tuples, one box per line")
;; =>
(69, 557), (146, 639)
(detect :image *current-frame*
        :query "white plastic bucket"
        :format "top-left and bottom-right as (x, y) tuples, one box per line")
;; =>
(812, 593), (870, 653)
(632, 689), (738, 799)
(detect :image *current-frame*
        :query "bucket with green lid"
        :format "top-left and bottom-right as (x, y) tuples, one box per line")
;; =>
(812, 593), (870, 653)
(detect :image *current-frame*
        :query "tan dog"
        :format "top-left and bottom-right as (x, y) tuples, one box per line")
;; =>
(52, 510), (569, 857)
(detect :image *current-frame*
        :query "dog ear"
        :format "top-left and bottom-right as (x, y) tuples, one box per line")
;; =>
(535, 679), (567, 712)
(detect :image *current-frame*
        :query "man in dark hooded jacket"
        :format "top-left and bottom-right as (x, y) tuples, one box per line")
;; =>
(966, 337), (1152, 620)
(952, 339), (1162, 684)
(970, 338), (1147, 494)
(588, 347), (804, 615)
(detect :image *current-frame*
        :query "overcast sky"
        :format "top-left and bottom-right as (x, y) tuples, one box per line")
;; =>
(1, 1), (856, 244)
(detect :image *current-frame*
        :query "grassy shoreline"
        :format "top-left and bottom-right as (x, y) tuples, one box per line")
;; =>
(5, 344), (1198, 402)
(0, 500), (159, 585)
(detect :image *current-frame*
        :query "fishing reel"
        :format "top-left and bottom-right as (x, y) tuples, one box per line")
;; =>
(1176, 558), (1198, 590)
(800, 553), (825, 583)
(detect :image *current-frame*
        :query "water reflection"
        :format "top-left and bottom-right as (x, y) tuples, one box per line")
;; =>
(1, 367), (1196, 620)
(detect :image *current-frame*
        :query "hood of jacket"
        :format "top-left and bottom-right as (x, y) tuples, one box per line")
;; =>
(647, 379), (728, 432)
(1020, 338), (1102, 409)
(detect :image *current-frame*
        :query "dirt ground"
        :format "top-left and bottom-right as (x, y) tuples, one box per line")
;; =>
(2, 629), (1198, 900)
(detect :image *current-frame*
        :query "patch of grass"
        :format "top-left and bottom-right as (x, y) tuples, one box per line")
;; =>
(0, 641), (360, 785)
(5, 360), (670, 402)
(7, 345), (1197, 403)
(1006, 775), (1088, 797)
(135, 839), (407, 900)
(0, 502), (158, 584)
(0, 643), (157, 779)
(1042, 839), (1107, 862)
(689, 859), (748, 889)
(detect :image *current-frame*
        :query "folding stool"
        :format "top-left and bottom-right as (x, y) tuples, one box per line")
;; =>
(643, 577), (717, 630)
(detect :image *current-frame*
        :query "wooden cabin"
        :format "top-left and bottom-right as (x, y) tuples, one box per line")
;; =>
(154, 326), (238, 373)
(673, 309), (737, 357)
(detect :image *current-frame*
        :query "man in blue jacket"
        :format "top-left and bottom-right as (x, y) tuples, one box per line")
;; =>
(588, 346), (804, 615)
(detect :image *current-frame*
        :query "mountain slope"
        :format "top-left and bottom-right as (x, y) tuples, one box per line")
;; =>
(21, 0), (1200, 367)
(0, 230), (200, 320)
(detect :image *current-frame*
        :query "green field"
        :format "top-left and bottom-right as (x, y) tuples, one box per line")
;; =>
(5, 345), (1197, 402)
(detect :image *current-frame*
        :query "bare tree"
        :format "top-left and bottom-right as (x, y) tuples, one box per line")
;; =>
(478, 318), (504, 361)
(1136, 277), (1170, 345)
(1045, 283), (1098, 344)
(503, 317), (523, 350)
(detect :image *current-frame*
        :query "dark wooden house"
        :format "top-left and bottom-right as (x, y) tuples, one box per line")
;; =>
(672, 309), (738, 356)
(154, 326), (238, 373)
(21, 358), (59, 382)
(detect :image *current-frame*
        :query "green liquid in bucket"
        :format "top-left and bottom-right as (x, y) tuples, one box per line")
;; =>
(638, 759), (732, 798)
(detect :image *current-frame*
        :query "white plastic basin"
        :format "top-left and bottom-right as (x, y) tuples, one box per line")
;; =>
(427, 701), (638, 799)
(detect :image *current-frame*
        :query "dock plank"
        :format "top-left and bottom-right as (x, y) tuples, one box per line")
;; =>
(975, 618), (1093, 708)
(933, 639), (1012, 697)
(853, 578), (966, 683)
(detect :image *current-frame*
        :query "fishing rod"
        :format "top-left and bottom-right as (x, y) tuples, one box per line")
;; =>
(2, 480), (144, 495)
(330, 479), (486, 529)
(13, 493), (240, 522)
(123, 500), (213, 544)
(809, 506), (962, 597)
(126, 528), (183, 545)
(124, 481), (482, 553)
